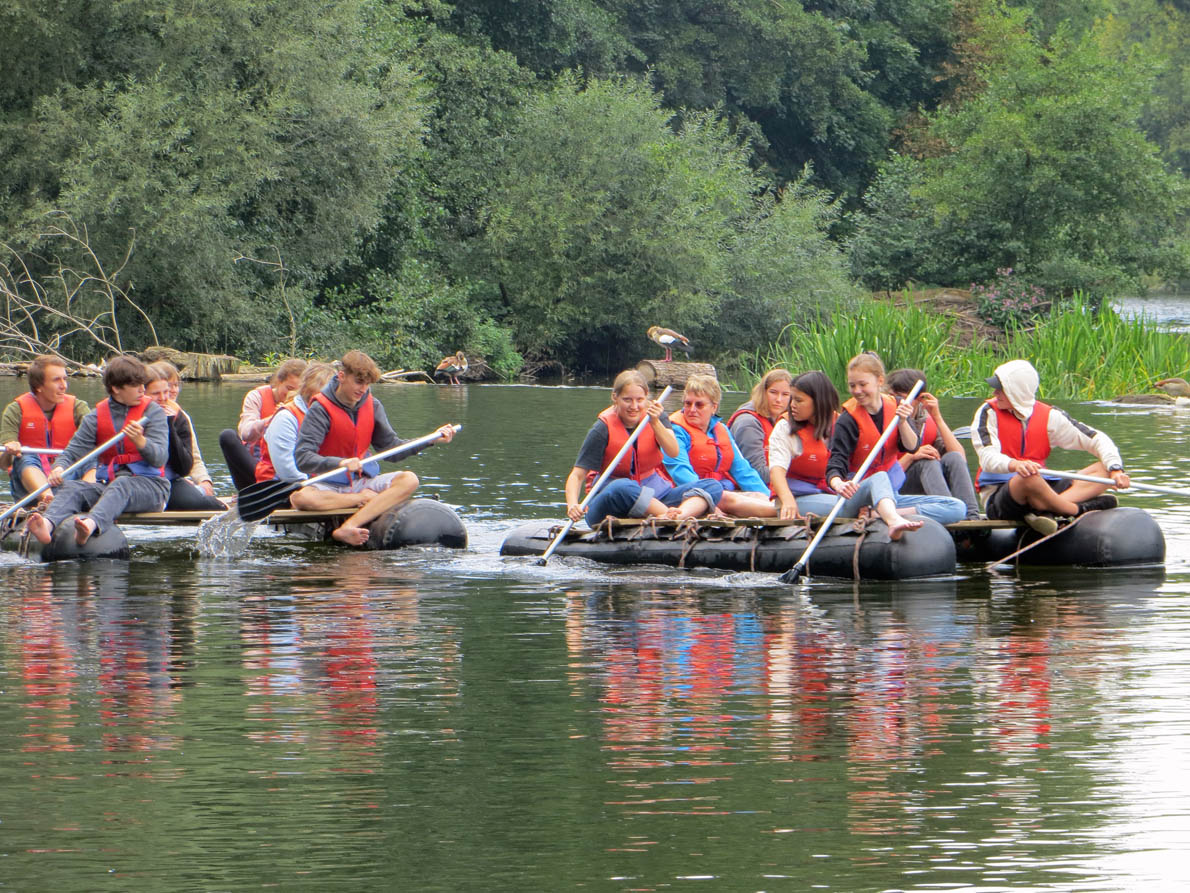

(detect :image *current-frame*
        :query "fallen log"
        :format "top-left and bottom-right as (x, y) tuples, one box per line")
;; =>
(636, 359), (717, 389)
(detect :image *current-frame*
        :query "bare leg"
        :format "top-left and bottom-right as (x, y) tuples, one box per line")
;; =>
(26, 512), (54, 544)
(874, 497), (923, 541)
(718, 490), (777, 518)
(663, 494), (711, 520)
(20, 466), (49, 498)
(290, 487), (374, 512)
(332, 472), (419, 546)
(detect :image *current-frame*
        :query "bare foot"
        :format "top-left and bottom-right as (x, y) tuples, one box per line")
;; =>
(332, 525), (370, 547)
(26, 512), (54, 545)
(886, 516), (923, 541)
(74, 516), (98, 546)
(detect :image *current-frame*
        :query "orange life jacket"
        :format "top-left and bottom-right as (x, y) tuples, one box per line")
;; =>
(16, 392), (77, 475)
(670, 410), (737, 485)
(254, 400), (306, 483)
(975, 400), (1053, 489)
(584, 406), (665, 490)
(785, 420), (833, 493)
(95, 397), (164, 481)
(727, 405), (775, 465)
(841, 395), (900, 478)
(313, 392), (378, 480)
(244, 384), (279, 458)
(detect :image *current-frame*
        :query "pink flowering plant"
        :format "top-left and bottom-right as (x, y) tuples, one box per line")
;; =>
(971, 268), (1048, 329)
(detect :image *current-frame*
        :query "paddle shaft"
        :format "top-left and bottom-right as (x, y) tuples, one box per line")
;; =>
(0, 430), (125, 525)
(1041, 467), (1190, 498)
(300, 425), (461, 489)
(16, 447), (64, 456)
(537, 386), (674, 566)
(779, 378), (925, 583)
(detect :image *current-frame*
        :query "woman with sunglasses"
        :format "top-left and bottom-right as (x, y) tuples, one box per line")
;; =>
(663, 374), (776, 517)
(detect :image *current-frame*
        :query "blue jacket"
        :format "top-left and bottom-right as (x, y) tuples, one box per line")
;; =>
(663, 414), (769, 493)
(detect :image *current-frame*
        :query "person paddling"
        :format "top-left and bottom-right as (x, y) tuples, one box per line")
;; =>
(663, 374), (776, 518)
(971, 359), (1128, 535)
(886, 367), (980, 520)
(1, 355), (92, 503)
(563, 370), (719, 526)
(825, 353), (966, 527)
(219, 358), (307, 490)
(768, 370), (925, 539)
(293, 350), (456, 546)
(727, 368), (793, 488)
(25, 356), (170, 546)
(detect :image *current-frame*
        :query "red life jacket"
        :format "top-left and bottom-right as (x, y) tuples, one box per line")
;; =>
(785, 420), (833, 492)
(841, 395), (900, 478)
(16, 392), (77, 475)
(670, 410), (737, 485)
(254, 401), (306, 483)
(95, 397), (164, 481)
(727, 405), (775, 465)
(313, 392), (377, 481)
(584, 406), (665, 490)
(244, 384), (279, 458)
(975, 400), (1052, 489)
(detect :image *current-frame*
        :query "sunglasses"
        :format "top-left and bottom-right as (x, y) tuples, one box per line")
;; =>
(683, 399), (711, 409)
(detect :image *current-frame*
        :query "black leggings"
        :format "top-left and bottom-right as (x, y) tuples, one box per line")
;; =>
(166, 477), (227, 511)
(219, 428), (259, 492)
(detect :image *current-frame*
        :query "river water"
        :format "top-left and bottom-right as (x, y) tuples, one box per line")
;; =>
(2, 378), (1189, 891)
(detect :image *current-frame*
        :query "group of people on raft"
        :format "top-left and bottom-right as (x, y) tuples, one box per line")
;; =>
(2, 351), (455, 549)
(565, 352), (1130, 539)
(2, 347), (1130, 551)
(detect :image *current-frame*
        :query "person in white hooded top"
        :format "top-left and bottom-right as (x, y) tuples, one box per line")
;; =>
(971, 359), (1130, 533)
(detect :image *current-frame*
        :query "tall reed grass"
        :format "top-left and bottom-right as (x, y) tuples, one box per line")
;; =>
(744, 295), (1190, 399)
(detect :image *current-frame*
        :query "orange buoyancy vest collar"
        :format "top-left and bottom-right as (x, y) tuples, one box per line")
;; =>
(975, 400), (1053, 488)
(314, 392), (374, 461)
(842, 395), (900, 477)
(16, 392), (77, 475)
(585, 406), (665, 490)
(727, 406), (775, 465)
(254, 401), (306, 483)
(95, 397), (164, 480)
(785, 422), (832, 492)
(910, 414), (939, 455)
(670, 410), (736, 484)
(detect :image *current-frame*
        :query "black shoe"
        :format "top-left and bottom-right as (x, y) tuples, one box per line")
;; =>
(1077, 494), (1118, 514)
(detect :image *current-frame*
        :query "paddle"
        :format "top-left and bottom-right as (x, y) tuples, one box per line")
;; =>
(17, 447), (64, 456)
(0, 431), (125, 526)
(234, 424), (462, 523)
(1041, 467), (1190, 498)
(778, 378), (925, 584)
(536, 385), (674, 566)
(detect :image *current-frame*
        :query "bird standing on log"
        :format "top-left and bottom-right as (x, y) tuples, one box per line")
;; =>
(434, 351), (468, 385)
(647, 326), (693, 363)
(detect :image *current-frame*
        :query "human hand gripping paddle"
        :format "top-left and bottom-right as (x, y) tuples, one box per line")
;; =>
(234, 424), (463, 523)
(778, 378), (925, 584)
(536, 385), (674, 566)
(0, 432), (125, 527)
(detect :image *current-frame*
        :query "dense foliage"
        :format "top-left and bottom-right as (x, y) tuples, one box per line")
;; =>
(1, 0), (1187, 377)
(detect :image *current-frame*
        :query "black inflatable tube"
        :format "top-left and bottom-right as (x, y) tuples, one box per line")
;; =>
(2, 514), (131, 562)
(501, 517), (957, 580)
(366, 498), (468, 550)
(955, 505), (1164, 567)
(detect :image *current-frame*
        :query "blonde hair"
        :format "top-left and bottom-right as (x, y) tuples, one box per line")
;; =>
(684, 373), (721, 405)
(612, 369), (650, 397)
(749, 368), (792, 417)
(273, 358), (308, 385)
(144, 361), (176, 385)
(847, 351), (885, 380)
(299, 362), (336, 403)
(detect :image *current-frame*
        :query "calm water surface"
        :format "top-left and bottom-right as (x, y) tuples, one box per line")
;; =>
(2, 379), (1189, 891)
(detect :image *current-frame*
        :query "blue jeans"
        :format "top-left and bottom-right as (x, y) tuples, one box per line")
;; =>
(792, 471), (966, 525)
(585, 475), (724, 526)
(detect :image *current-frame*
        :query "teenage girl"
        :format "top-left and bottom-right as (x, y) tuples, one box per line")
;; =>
(144, 362), (227, 511)
(727, 368), (793, 486)
(564, 370), (720, 526)
(768, 370), (925, 539)
(824, 353), (966, 526)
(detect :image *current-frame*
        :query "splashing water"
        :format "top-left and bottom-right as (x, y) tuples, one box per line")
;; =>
(196, 508), (259, 558)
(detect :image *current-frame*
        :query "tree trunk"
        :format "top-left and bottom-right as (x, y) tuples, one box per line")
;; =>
(635, 360), (717, 389)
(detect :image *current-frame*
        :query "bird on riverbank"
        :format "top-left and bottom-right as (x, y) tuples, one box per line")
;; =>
(647, 326), (693, 363)
(434, 351), (468, 385)
(1156, 378), (1190, 398)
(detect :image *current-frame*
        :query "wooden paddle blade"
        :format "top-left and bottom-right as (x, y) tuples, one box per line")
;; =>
(235, 478), (303, 522)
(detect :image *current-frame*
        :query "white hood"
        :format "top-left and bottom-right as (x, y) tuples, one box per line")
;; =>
(992, 359), (1039, 420)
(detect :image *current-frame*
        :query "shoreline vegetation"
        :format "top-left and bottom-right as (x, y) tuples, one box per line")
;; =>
(745, 292), (1190, 401)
